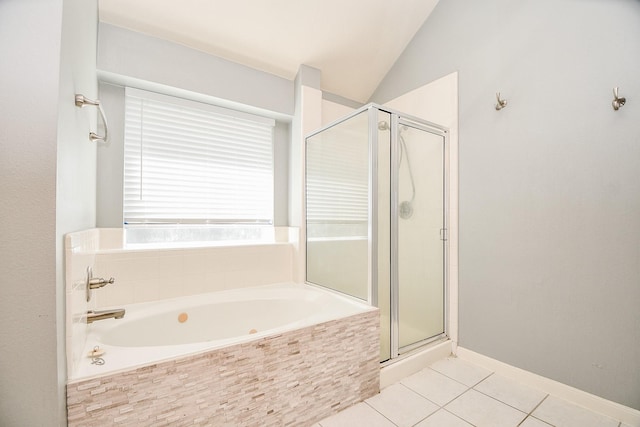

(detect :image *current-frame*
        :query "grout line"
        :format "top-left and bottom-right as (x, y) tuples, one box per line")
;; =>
(440, 386), (473, 408)
(409, 407), (478, 427)
(426, 365), (493, 389)
(456, 371), (543, 418)
(528, 394), (550, 416)
(516, 394), (551, 427)
(424, 366), (468, 388)
(415, 365), (494, 409)
(409, 406), (441, 427)
(470, 380), (547, 417)
(469, 371), (494, 389)
(517, 414), (555, 427)
(363, 400), (400, 426)
(396, 382), (442, 409)
(399, 366), (473, 408)
(471, 387), (529, 416)
(367, 383), (448, 427)
(441, 407), (479, 427)
(456, 387), (529, 423)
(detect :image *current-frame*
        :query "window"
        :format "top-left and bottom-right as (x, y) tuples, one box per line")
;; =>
(123, 88), (275, 225)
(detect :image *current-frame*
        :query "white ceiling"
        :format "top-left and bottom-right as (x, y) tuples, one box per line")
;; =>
(98, 0), (440, 103)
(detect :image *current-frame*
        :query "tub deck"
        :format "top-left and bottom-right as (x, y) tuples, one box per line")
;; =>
(72, 283), (373, 380)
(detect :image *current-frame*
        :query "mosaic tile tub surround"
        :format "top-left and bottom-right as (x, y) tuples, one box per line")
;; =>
(67, 309), (380, 426)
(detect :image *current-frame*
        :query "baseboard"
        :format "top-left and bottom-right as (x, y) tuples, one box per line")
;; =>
(380, 340), (452, 389)
(456, 347), (640, 427)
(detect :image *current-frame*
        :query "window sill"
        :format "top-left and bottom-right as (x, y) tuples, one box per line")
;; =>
(86, 227), (297, 253)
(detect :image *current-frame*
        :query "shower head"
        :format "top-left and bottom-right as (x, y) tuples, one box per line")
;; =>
(399, 201), (414, 219)
(378, 121), (410, 133)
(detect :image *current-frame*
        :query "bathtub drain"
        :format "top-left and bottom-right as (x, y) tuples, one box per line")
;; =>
(89, 346), (105, 365)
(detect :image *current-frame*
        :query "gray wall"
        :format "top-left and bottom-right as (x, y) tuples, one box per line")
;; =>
(97, 23), (294, 118)
(372, 0), (640, 410)
(96, 82), (125, 227)
(0, 0), (98, 424)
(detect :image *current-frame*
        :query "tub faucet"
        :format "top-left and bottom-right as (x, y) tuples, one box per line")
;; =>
(86, 309), (126, 324)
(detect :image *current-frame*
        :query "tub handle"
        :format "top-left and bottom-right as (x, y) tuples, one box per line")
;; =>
(88, 276), (115, 289)
(85, 267), (116, 302)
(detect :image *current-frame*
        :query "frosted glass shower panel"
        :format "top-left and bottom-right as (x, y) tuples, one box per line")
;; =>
(306, 111), (370, 300)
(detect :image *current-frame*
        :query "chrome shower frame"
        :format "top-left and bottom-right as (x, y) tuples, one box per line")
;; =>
(305, 103), (450, 362)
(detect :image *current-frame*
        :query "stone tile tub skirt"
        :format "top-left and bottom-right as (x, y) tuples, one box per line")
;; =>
(67, 308), (380, 426)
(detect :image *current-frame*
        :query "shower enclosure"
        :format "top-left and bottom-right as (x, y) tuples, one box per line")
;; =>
(305, 104), (448, 362)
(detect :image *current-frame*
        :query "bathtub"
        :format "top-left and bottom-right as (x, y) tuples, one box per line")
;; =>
(72, 282), (373, 380)
(67, 282), (379, 425)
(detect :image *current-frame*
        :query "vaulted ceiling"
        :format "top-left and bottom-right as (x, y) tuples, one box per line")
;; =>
(99, 0), (440, 102)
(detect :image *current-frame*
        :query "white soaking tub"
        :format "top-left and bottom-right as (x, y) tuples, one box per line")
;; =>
(72, 282), (373, 380)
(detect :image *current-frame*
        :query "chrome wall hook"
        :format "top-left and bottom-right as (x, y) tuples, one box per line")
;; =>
(495, 92), (507, 111)
(75, 94), (109, 142)
(612, 87), (626, 111)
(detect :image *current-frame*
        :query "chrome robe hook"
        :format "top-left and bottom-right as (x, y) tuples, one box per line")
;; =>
(75, 94), (109, 142)
(495, 92), (507, 110)
(612, 87), (626, 111)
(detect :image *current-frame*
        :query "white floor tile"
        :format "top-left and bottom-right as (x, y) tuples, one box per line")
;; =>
(317, 356), (630, 427)
(532, 396), (620, 427)
(318, 402), (395, 427)
(430, 357), (493, 387)
(414, 409), (474, 427)
(365, 383), (439, 427)
(519, 416), (553, 427)
(473, 373), (547, 413)
(445, 389), (527, 427)
(401, 368), (469, 406)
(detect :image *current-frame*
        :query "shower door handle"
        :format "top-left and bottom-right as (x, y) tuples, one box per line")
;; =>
(440, 228), (448, 241)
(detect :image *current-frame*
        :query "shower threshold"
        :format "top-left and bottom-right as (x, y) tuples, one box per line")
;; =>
(380, 338), (452, 388)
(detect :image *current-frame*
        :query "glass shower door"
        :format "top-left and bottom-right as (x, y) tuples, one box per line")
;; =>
(396, 123), (445, 352)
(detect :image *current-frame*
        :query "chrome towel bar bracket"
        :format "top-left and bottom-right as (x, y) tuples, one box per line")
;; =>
(612, 87), (626, 111)
(75, 94), (109, 142)
(495, 92), (507, 111)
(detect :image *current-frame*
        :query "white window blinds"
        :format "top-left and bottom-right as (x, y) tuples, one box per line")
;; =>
(123, 88), (275, 224)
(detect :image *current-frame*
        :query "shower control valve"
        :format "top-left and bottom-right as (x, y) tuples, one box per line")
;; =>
(89, 276), (115, 289)
(85, 267), (116, 302)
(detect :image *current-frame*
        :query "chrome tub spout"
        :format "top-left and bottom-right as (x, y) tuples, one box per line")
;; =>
(86, 309), (125, 324)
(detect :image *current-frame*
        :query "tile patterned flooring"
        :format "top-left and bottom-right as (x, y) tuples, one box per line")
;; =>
(315, 357), (630, 427)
